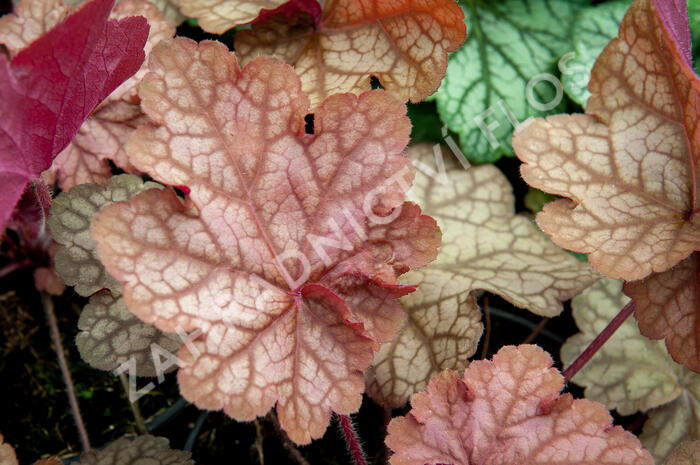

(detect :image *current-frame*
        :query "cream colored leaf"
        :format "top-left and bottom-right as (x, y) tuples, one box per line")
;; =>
(561, 278), (685, 415)
(235, 0), (466, 108)
(76, 291), (181, 376)
(48, 174), (160, 297)
(665, 441), (700, 465)
(512, 0), (700, 281)
(178, 0), (287, 33)
(0, 0), (71, 57)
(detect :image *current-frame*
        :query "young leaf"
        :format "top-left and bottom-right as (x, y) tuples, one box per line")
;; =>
(0, 434), (18, 465)
(561, 278), (684, 415)
(561, 278), (700, 463)
(76, 291), (181, 377)
(0, 0), (148, 232)
(561, 0), (632, 107)
(48, 174), (161, 297)
(366, 144), (596, 408)
(433, 0), (586, 163)
(75, 435), (194, 465)
(234, 0), (466, 108)
(665, 441), (700, 465)
(91, 38), (440, 444)
(386, 345), (653, 465)
(513, 0), (700, 281)
(624, 253), (700, 373)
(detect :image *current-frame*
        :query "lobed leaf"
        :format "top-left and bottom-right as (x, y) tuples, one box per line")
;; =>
(386, 345), (653, 465)
(561, 0), (632, 107)
(234, 0), (466, 108)
(92, 38), (440, 444)
(433, 0), (587, 163)
(76, 291), (181, 377)
(178, 0), (289, 32)
(48, 174), (160, 297)
(75, 435), (194, 465)
(0, 0), (71, 56)
(0, 0), (148, 231)
(624, 253), (700, 372)
(513, 0), (700, 281)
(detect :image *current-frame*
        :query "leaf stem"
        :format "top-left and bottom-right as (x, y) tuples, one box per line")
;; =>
(118, 372), (147, 434)
(337, 414), (367, 465)
(44, 293), (91, 451)
(268, 412), (311, 465)
(562, 299), (635, 383)
(521, 317), (549, 345)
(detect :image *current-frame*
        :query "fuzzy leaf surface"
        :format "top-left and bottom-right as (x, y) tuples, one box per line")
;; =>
(665, 441), (700, 465)
(48, 174), (160, 297)
(624, 252), (700, 373)
(386, 345), (653, 465)
(75, 435), (194, 465)
(433, 0), (586, 163)
(91, 38), (440, 444)
(0, 0), (148, 232)
(513, 0), (700, 280)
(235, 0), (466, 108)
(561, 0), (632, 107)
(366, 144), (595, 408)
(77, 291), (181, 376)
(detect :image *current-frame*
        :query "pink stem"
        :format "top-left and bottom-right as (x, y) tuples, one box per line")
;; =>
(562, 299), (635, 383)
(338, 414), (367, 465)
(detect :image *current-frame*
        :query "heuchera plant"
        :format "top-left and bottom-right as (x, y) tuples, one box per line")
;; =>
(2, 0), (700, 463)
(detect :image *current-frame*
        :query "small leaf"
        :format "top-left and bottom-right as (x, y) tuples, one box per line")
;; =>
(433, 0), (587, 163)
(234, 0), (466, 108)
(386, 345), (653, 465)
(48, 174), (160, 297)
(513, 0), (700, 281)
(561, 0), (632, 107)
(664, 441), (700, 465)
(75, 435), (194, 465)
(92, 38), (440, 444)
(562, 278), (685, 414)
(0, 0), (148, 232)
(76, 291), (181, 377)
(624, 253), (700, 373)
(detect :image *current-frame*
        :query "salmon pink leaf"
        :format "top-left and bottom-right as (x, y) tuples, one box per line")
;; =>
(513, 0), (700, 281)
(91, 38), (440, 444)
(0, 0), (148, 232)
(234, 0), (466, 108)
(386, 345), (653, 465)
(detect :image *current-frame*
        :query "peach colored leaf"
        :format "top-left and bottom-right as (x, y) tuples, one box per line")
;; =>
(624, 253), (700, 373)
(665, 441), (700, 465)
(91, 38), (440, 444)
(0, 0), (71, 56)
(234, 0), (466, 108)
(639, 371), (700, 463)
(513, 0), (700, 281)
(77, 291), (181, 376)
(561, 278), (685, 415)
(48, 174), (161, 297)
(148, 0), (185, 26)
(75, 435), (194, 465)
(386, 345), (653, 465)
(0, 434), (18, 465)
(178, 0), (289, 33)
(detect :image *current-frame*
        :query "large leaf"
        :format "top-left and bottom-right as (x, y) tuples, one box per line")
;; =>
(91, 38), (440, 444)
(365, 143), (596, 408)
(0, 0), (148, 232)
(513, 0), (700, 281)
(386, 345), (653, 465)
(665, 442), (700, 465)
(433, 0), (587, 163)
(561, 0), (633, 107)
(234, 0), (466, 108)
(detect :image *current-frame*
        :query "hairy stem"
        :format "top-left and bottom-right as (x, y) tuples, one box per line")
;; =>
(119, 372), (147, 434)
(562, 299), (635, 383)
(338, 414), (367, 465)
(44, 293), (90, 451)
(268, 412), (310, 465)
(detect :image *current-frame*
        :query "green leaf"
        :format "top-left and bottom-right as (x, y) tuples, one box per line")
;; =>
(433, 0), (588, 163)
(561, 0), (633, 108)
(689, 0), (700, 74)
(407, 102), (444, 144)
